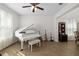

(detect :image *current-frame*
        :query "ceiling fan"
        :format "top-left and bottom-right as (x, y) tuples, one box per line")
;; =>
(22, 3), (44, 12)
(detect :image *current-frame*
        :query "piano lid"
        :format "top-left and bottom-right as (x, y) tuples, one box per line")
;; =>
(15, 24), (34, 33)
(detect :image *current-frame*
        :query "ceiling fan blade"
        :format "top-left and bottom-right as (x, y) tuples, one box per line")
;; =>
(59, 3), (63, 5)
(30, 3), (40, 6)
(32, 7), (35, 12)
(22, 6), (31, 8)
(36, 6), (44, 10)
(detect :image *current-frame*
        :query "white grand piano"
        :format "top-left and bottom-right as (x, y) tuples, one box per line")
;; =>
(15, 24), (41, 51)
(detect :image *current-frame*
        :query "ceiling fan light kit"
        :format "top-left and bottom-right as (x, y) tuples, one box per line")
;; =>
(22, 3), (44, 12)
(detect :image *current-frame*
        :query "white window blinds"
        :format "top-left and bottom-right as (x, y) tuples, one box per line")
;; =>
(0, 9), (14, 50)
(66, 19), (77, 36)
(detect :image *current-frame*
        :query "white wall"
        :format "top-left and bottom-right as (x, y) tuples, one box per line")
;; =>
(20, 16), (56, 41)
(0, 4), (20, 50)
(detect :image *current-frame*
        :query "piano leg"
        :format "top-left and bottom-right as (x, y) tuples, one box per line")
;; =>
(21, 40), (24, 51)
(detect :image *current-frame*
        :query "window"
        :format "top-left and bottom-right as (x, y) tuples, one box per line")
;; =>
(0, 7), (15, 50)
(66, 19), (77, 36)
(0, 9), (13, 39)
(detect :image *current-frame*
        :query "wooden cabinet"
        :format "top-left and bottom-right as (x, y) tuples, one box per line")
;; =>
(58, 22), (65, 34)
(58, 22), (67, 42)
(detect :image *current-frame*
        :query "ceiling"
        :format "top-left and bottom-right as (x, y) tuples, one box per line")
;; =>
(5, 3), (67, 16)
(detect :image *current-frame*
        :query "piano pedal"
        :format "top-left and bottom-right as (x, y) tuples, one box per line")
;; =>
(24, 41), (25, 43)
(20, 49), (23, 51)
(0, 54), (2, 56)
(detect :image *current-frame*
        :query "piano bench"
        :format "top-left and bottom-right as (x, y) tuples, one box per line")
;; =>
(28, 39), (41, 52)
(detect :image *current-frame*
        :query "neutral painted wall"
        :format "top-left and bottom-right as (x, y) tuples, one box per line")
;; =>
(0, 4), (20, 50)
(20, 15), (56, 41)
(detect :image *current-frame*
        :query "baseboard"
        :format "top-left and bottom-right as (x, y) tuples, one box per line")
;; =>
(0, 40), (18, 52)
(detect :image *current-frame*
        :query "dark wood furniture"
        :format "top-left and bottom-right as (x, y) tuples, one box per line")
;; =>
(58, 22), (68, 42)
